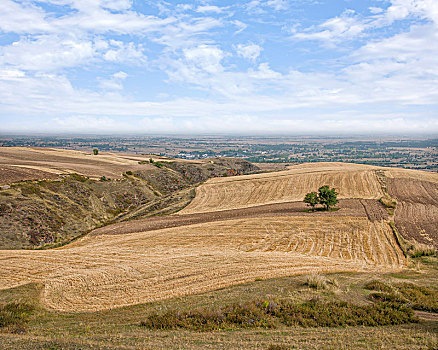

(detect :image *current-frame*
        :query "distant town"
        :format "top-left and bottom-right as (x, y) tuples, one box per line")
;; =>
(1, 135), (437, 172)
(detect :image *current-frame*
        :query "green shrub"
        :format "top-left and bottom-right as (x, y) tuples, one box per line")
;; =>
(69, 173), (88, 182)
(305, 274), (327, 290)
(396, 283), (438, 312)
(268, 345), (289, 350)
(140, 302), (276, 331)
(264, 299), (416, 327)
(364, 280), (394, 293)
(125, 171), (133, 175)
(369, 292), (408, 304)
(0, 302), (35, 328)
(379, 197), (397, 209)
(140, 298), (417, 331)
(365, 280), (438, 312)
(93, 148), (98, 155)
(20, 184), (42, 196)
(153, 162), (164, 168)
(410, 244), (436, 258)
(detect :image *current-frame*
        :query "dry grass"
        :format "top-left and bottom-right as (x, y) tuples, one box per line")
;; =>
(180, 163), (386, 214)
(0, 216), (404, 312)
(1, 268), (437, 350)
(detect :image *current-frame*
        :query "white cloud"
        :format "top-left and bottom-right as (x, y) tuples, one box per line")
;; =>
(236, 43), (262, 62)
(266, 0), (289, 11)
(0, 0), (53, 34)
(98, 71), (128, 90)
(293, 0), (438, 45)
(0, 69), (25, 80)
(383, 0), (438, 24)
(183, 45), (227, 74)
(369, 7), (384, 14)
(103, 41), (146, 64)
(196, 5), (225, 14)
(294, 10), (366, 44)
(0, 0), (437, 135)
(0, 35), (95, 71)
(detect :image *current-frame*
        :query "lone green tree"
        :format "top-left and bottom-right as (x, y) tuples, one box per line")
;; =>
(304, 191), (319, 211)
(318, 185), (338, 210)
(93, 148), (99, 155)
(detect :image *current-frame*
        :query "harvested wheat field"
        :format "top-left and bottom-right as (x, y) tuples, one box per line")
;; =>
(0, 147), (158, 183)
(2, 157), (437, 315)
(0, 216), (404, 312)
(180, 163), (385, 214)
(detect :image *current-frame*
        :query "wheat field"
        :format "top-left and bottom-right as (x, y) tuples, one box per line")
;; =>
(0, 147), (161, 181)
(180, 163), (385, 214)
(0, 216), (404, 312)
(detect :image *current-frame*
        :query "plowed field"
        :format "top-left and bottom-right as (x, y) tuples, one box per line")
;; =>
(387, 177), (438, 248)
(0, 216), (404, 312)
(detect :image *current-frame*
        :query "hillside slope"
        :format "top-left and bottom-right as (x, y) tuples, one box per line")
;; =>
(0, 150), (436, 313)
(0, 148), (258, 249)
(180, 162), (438, 250)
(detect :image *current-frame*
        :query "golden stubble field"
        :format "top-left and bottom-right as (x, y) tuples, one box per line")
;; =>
(180, 162), (438, 214)
(0, 147), (164, 183)
(0, 216), (404, 312)
(2, 159), (437, 313)
(180, 163), (385, 214)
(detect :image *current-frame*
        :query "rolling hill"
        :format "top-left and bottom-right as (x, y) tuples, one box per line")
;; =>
(1, 149), (437, 313)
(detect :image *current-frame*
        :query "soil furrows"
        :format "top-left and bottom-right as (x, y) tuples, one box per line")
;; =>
(387, 177), (438, 248)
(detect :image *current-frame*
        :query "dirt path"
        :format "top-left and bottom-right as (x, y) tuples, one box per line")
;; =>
(415, 311), (438, 322)
(91, 199), (387, 237)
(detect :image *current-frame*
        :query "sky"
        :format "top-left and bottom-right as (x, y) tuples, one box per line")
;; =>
(0, 0), (437, 135)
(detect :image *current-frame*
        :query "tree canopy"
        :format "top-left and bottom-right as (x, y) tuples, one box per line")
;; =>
(317, 185), (338, 210)
(303, 185), (338, 211)
(304, 191), (319, 210)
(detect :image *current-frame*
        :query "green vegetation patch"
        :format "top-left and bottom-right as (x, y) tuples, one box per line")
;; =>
(0, 302), (35, 329)
(365, 280), (438, 312)
(68, 173), (89, 182)
(263, 299), (416, 328)
(140, 298), (417, 331)
(140, 302), (277, 331)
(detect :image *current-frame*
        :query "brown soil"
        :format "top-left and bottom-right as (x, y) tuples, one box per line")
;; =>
(387, 178), (438, 248)
(0, 165), (59, 185)
(91, 199), (388, 237)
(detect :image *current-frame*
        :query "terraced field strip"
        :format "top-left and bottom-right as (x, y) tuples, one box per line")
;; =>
(181, 163), (384, 214)
(385, 168), (438, 184)
(91, 199), (387, 236)
(0, 147), (157, 181)
(0, 216), (404, 312)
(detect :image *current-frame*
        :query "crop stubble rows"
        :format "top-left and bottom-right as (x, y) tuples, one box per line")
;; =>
(0, 216), (404, 312)
(3, 161), (436, 313)
(181, 164), (384, 214)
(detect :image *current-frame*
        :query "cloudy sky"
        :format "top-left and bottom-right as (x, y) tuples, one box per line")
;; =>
(0, 0), (437, 134)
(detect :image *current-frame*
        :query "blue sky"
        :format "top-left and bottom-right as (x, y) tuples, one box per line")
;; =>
(0, 0), (437, 134)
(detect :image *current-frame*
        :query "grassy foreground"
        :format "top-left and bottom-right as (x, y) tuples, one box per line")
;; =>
(0, 256), (437, 349)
